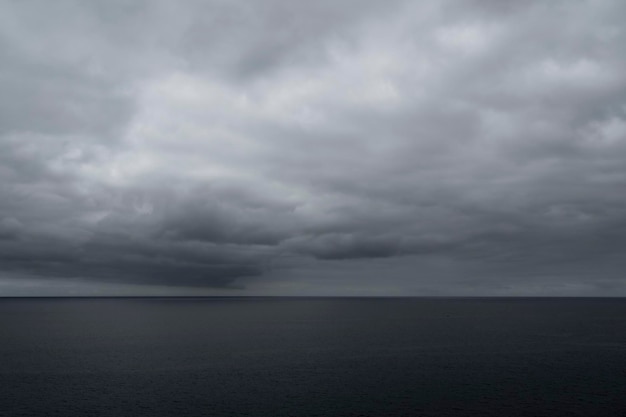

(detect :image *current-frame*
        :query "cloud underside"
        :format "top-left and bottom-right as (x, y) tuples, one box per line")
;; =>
(1, 0), (626, 294)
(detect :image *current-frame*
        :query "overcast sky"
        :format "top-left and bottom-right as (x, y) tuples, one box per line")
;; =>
(1, 0), (625, 296)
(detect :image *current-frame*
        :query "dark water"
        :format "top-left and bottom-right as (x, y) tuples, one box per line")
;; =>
(1, 297), (626, 417)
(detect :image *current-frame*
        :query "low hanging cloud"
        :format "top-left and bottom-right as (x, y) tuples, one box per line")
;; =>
(1, 0), (626, 294)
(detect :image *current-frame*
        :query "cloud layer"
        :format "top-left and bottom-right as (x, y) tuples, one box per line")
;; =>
(1, 0), (626, 295)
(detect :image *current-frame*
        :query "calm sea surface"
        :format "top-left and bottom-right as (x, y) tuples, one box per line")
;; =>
(1, 297), (625, 416)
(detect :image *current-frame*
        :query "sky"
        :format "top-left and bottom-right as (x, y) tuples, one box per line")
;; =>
(1, 0), (625, 296)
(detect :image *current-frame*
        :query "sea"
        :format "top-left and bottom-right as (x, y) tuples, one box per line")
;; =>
(1, 297), (625, 416)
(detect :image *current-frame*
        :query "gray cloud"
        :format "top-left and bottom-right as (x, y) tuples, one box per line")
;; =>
(1, 0), (626, 295)
(0, 217), (22, 240)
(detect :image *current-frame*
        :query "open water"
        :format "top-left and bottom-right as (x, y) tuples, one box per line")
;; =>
(1, 297), (625, 416)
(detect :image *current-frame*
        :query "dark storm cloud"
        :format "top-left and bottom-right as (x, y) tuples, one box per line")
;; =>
(1, 0), (626, 294)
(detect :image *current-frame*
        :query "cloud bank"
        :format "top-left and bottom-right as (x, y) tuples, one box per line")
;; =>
(1, 0), (626, 295)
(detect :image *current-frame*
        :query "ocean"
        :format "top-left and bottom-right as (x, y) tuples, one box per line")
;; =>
(1, 297), (625, 416)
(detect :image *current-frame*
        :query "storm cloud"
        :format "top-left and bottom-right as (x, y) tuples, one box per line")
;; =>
(1, 0), (626, 295)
